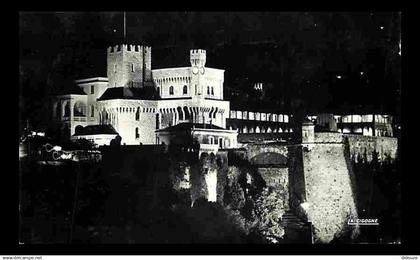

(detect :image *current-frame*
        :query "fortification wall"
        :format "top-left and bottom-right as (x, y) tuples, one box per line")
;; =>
(298, 143), (359, 243)
(345, 134), (398, 162)
(314, 132), (343, 143)
(237, 133), (292, 144)
(243, 143), (288, 160)
(287, 145), (307, 218)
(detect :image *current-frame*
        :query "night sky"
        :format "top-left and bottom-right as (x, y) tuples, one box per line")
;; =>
(19, 12), (401, 129)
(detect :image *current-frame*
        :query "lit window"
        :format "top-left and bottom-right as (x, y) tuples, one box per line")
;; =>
(183, 85), (188, 95)
(169, 86), (174, 95)
(131, 63), (134, 72)
(90, 105), (94, 117)
(114, 64), (117, 73)
(135, 127), (139, 139)
(90, 85), (94, 94)
(211, 87), (214, 96)
(207, 86), (210, 95)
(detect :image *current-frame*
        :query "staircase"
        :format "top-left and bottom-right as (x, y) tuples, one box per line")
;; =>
(281, 211), (313, 243)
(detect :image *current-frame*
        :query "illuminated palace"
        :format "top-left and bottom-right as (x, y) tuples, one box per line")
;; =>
(52, 43), (394, 151)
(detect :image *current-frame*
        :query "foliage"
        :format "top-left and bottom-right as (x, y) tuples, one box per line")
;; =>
(224, 180), (246, 210)
(249, 187), (287, 243)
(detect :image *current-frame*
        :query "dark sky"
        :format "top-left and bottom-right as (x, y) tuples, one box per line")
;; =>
(19, 12), (401, 128)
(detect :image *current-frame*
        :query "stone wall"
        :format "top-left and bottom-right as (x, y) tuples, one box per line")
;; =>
(345, 134), (398, 162)
(236, 133), (292, 144)
(107, 45), (151, 88)
(298, 143), (359, 243)
(243, 143), (288, 161)
(287, 145), (307, 218)
(314, 132), (343, 143)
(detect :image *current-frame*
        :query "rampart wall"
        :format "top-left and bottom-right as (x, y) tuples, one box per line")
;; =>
(345, 134), (398, 162)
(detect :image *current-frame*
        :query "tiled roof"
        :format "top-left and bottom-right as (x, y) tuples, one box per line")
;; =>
(55, 85), (87, 95)
(97, 87), (158, 101)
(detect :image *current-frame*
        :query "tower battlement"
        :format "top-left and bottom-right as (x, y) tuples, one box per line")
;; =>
(107, 44), (152, 87)
(190, 49), (206, 67)
(108, 44), (151, 54)
(190, 49), (206, 54)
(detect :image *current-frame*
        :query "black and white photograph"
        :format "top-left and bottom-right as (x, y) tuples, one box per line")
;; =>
(16, 11), (406, 252)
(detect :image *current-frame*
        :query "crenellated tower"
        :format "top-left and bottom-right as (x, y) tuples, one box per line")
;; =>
(190, 49), (206, 98)
(190, 49), (206, 67)
(107, 44), (152, 88)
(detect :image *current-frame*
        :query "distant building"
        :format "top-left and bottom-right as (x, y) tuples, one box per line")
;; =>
(156, 122), (238, 155)
(253, 82), (263, 91)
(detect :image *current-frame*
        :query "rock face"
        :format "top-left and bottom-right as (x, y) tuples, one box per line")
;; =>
(189, 152), (228, 205)
(298, 141), (359, 243)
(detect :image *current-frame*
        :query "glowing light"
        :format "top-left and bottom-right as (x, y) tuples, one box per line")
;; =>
(380, 26), (384, 30)
(336, 75), (342, 79)
(205, 170), (217, 202)
(113, 29), (117, 33)
(360, 72), (364, 75)
(300, 202), (310, 212)
(399, 39), (401, 56)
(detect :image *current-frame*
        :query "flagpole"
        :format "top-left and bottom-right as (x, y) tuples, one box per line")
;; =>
(123, 11), (126, 40)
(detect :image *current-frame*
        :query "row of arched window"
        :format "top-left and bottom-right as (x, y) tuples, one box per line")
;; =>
(166, 85), (215, 96)
(169, 85), (188, 95)
(230, 125), (293, 134)
(55, 101), (87, 118)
